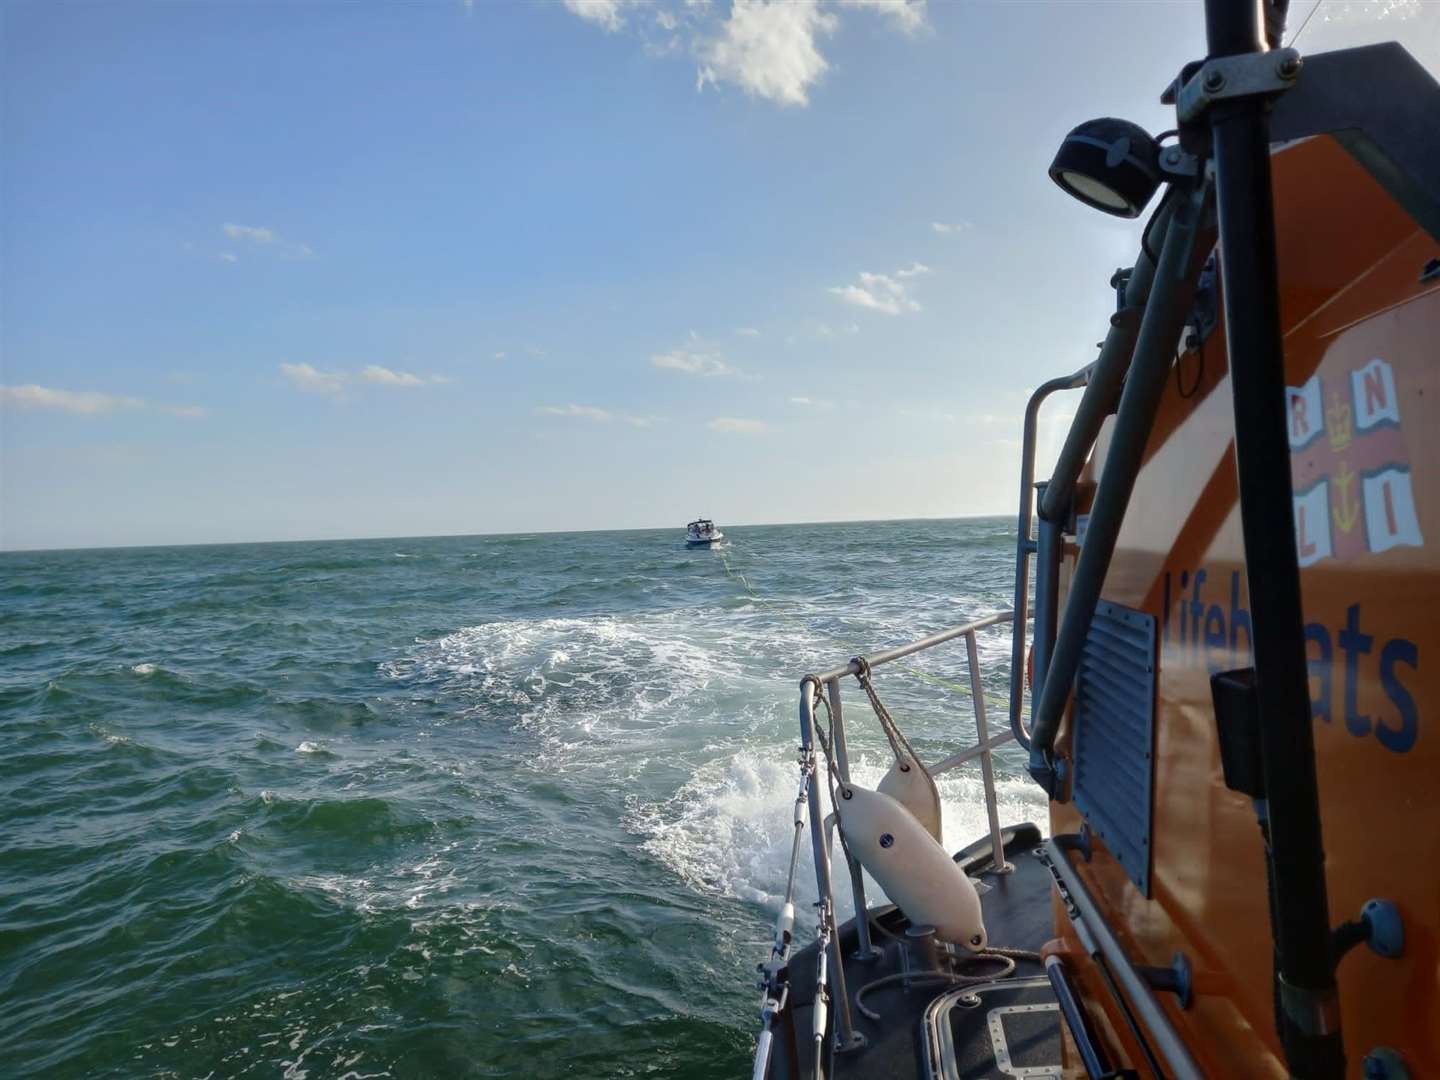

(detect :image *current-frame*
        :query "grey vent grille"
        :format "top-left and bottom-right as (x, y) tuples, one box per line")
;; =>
(1071, 600), (1157, 897)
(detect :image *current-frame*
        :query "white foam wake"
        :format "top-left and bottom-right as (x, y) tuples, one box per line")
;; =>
(631, 746), (1046, 921)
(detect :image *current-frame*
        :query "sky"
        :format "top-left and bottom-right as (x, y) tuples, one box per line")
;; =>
(0, 0), (1396, 550)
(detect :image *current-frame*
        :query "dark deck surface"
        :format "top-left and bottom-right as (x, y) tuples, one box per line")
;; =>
(774, 824), (1059, 1080)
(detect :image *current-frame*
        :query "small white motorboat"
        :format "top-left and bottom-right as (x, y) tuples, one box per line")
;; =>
(684, 518), (724, 546)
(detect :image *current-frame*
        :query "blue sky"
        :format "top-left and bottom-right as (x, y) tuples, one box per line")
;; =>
(0, 0), (1303, 549)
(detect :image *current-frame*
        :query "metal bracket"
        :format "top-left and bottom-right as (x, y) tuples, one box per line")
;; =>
(834, 1029), (868, 1054)
(1177, 47), (1302, 124)
(1138, 952), (1194, 1010)
(1157, 143), (1202, 180)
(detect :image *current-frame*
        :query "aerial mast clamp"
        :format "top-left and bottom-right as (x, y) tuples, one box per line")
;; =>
(1174, 47), (1303, 123)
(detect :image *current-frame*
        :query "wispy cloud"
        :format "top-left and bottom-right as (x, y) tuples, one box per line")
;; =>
(539, 403), (613, 421)
(559, 0), (923, 109)
(837, 0), (927, 33)
(708, 416), (766, 433)
(830, 264), (929, 315)
(217, 223), (313, 260)
(562, 0), (635, 31)
(222, 223), (276, 244)
(279, 362), (448, 395)
(931, 220), (972, 235)
(537, 403), (662, 427)
(359, 364), (450, 387)
(735, 326), (761, 337)
(652, 346), (735, 377)
(788, 395), (834, 408)
(280, 362), (347, 395)
(0, 384), (204, 418)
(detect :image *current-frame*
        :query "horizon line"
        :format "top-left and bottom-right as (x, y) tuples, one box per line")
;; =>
(0, 510), (1014, 556)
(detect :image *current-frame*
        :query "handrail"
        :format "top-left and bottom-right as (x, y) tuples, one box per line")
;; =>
(810, 610), (1014, 684)
(1010, 366), (1091, 755)
(761, 611), (1020, 1076)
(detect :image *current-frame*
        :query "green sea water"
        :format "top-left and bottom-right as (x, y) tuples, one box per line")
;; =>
(0, 519), (1042, 1078)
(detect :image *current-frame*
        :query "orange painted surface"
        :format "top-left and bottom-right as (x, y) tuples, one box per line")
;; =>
(1049, 134), (1440, 1076)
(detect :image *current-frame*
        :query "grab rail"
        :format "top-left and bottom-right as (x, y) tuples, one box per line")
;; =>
(757, 610), (1017, 1076)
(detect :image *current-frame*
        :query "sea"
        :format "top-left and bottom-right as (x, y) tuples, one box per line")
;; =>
(0, 518), (1045, 1078)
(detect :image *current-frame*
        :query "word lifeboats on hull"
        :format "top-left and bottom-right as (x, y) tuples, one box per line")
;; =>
(750, 5), (1440, 1078)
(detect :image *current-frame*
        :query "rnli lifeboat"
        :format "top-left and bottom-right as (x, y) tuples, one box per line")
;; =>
(750, 3), (1440, 1077)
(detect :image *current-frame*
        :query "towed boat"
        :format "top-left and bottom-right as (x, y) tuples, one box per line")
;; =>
(686, 518), (724, 546)
(751, 4), (1440, 1077)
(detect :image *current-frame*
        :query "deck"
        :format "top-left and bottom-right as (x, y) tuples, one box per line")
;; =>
(774, 823), (1060, 1080)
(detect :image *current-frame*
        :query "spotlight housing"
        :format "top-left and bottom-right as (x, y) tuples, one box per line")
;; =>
(1049, 118), (1162, 218)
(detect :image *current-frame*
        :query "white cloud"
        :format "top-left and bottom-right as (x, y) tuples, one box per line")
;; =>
(560, 0), (926, 109)
(563, 0), (635, 31)
(360, 364), (424, 387)
(222, 223), (276, 244)
(279, 362), (347, 395)
(735, 326), (761, 337)
(493, 351), (507, 360)
(708, 416), (766, 433)
(814, 321), (860, 338)
(931, 220), (972, 234)
(829, 266), (925, 315)
(698, 0), (836, 107)
(538, 405), (662, 427)
(788, 395), (833, 408)
(538, 403), (613, 421)
(218, 223), (313, 260)
(0, 384), (204, 418)
(652, 347), (734, 377)
(837, 0), (927, 33)
(0, 385), (142, 414)
(281, 363), (447, 394)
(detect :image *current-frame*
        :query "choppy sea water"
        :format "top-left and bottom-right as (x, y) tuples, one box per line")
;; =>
(0, 518), (1044, 1078)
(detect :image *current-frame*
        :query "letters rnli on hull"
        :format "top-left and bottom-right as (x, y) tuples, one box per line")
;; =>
(1288, 356), (1424, 566)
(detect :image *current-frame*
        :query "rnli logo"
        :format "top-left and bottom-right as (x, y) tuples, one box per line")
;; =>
(1287, 357), (1423, 567)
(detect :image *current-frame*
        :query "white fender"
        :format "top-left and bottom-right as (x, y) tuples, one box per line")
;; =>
(876, 755), (943, 846)
(837, 785), (986, 950)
